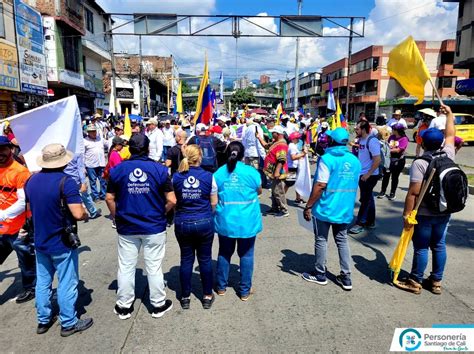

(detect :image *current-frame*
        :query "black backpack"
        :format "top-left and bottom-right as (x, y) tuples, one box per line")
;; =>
(417, 152), (468, 214)
(195, 135), (218, 171)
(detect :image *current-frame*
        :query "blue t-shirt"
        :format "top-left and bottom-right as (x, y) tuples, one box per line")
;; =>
(25, 171), (82, 255)
(172, 166), (214, 222)
(107, 155), (173, 235)
(214, 162), (262, 238)
(358, 135), (381, 176)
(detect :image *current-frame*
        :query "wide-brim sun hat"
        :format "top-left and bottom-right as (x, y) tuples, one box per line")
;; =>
(418, 108), (437, 118)
(289, 132), (302, 140)
(269, 126), (285, 135)
(37, 143), (74, 169)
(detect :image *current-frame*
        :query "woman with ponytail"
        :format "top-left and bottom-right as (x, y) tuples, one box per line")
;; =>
(213, 141), (263, 301)
(172, 144), (218, 310)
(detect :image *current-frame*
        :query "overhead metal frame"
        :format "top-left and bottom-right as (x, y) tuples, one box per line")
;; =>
(107, 14), (365, 38)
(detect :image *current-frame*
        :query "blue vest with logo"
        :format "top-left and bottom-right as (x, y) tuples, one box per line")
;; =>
(214, 162), (262, 238)
(313, 146), (361, 224)
(172, 166), (214, 222)
(108, 156), (169, 235)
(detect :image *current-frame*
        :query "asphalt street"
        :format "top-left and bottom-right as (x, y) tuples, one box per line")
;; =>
(0, 173), (473, 352)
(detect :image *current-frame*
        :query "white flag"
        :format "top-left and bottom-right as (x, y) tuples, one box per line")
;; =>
(7, 96), (84, 172)
(295, 155), (312, 200)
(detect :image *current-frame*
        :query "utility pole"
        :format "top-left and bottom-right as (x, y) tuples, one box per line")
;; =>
(345, 18), (353, 121)
(293, 0), (302, 113)
(138, 35), (143, 116)
(108, 18), (118, 115)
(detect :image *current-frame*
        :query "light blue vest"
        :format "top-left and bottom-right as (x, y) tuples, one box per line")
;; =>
(313, 146), (361, 224)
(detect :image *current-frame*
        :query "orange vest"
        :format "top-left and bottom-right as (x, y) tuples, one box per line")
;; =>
(0, 160), (31, 235)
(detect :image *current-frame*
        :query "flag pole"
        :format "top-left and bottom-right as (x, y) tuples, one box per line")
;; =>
(428, 77), (444, 105)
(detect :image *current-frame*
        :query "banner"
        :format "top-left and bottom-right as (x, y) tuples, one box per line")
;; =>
(0, 43), (20, 92)
(295, 155), (312, 200)
(14, 0), (48, 95)
(7, 96), (84, 171)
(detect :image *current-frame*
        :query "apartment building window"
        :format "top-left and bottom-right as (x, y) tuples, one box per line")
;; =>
(440, 51), (454, 65)
(85, 8), (94, 33)
(0, 3), (5, 38)
(103, 22), (107, 42)
(438, 77), (453, 89)
(63, 36), (80, 72)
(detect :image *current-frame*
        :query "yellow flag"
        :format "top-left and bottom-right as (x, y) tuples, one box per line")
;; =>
(176, 81), (183, 113)
(124, 108), (132, 139)
(387, 36), (431, 105)
(330, 115), (337, 131)
(193, 53), (209, 124)
(276, 102), (283, 125)
(335, 100), (342, 128)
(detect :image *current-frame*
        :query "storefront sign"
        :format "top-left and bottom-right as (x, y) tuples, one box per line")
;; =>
(455, 78), (474, 96)
(14, 0), (48, 95)
(117, 88), (134, 99)
(59, 69), (84, 87)
(0, 42), (20, 92)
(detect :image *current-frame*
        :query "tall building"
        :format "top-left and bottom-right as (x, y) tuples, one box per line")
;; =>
(316, 40), (470, 120)
(260, 74), (270, 85)
(233, 76), (251, 90)
(283, 72), (321, 114)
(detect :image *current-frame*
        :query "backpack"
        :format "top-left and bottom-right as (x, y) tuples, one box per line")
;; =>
(417, 152), (468, 214)
(367, 135), (390, 175)
(195, 136), (217, 170)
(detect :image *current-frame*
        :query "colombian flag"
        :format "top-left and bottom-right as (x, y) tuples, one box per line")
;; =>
(197, 84), (213, 125)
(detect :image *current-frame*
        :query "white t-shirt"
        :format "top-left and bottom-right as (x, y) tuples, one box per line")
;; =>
(287, 143), (300, 169)
(386, 118), (408, 129)
(429, 115), (446, 130)
(162, 126), (176, 147)
(316, 161), (330, 183)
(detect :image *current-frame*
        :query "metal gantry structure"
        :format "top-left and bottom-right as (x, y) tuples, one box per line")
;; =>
(106, 13), (365, 115)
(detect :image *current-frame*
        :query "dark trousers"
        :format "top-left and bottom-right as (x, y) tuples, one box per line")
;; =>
(356, 175), (379, 226)
(380, 158), (406, 195)
(0, 233), (36, 290)
(174, 218), (214, 298)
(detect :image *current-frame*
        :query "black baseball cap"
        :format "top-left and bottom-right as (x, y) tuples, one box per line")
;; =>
(128, 134), (149, 155)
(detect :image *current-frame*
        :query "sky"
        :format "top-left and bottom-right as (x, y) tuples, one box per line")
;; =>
(96, 0), (459, 83)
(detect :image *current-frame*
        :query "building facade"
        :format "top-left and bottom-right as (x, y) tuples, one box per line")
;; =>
(260, 74), (270, 85)
(103, 55), (178, 116)
(283, 71), (322, 115)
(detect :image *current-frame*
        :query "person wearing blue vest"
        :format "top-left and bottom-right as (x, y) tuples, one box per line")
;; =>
(214, 141), (262, 301)
(172, 144), (218, 310)
(302, 128), (361, 291)
(106, 134), (177, 320)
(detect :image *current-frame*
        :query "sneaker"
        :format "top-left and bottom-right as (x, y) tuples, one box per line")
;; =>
(89, 208), (102, 219)
(376, 192), (386, 199)
(240, 288), (254, 302)
(301, 272), (328, 285)
(216, 289), (226, 296)
(202, 295), (215, 309)
(114, 304), (133, 320)
(111, 219), (116, 229)
(366, 223), (376, 229)
(336, 275), (352, 291)
(265, 208), (280, 216)
(37, 316), (57, 335)
(60, 318), (93, 337)
(422, 277), (442, 295)
(275, 211), (290, 218)
(179, 298), (190, 310)
(16, 289), (35, 304)
(151, 299), (173, 318)
(348, 225), (364, 234)
(387, 193), (396, 201)
(394, 278), (422, 295)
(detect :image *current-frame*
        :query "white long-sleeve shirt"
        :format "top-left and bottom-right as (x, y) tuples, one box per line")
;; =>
(162, 126), (176, 147)
(146, 128), (164, 161)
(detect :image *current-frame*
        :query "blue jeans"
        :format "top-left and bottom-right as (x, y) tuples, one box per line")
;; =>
(77, 182), (98, 216)
(216, 235), (256, 296)
(174, 218), (214, 298)
(313, 218), (351, 276)
(36, 250), (78, 327)
(356, 175), (379, 226)
(162, 146), (171, 162)
(0, 233), (36, 290)
(409, 215), (450, 283)
(86, 167), (106, 200)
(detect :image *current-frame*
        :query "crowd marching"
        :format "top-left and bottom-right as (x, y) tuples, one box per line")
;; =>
(0, 103), (467, 337)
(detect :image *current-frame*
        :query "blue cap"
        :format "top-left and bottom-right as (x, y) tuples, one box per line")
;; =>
(420, 128), (444, 145)
(0, 136), (13, 146)
(326, 127), (349, 144)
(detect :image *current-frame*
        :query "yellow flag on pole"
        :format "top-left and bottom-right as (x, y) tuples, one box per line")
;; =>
(330, 114), (337, 131)
(387, 36), (431, 105)
(176, 81), (183, 113)
(335, 100), (342, 128)
(193, 53), (209, 124)
(124, 108), (132, 139)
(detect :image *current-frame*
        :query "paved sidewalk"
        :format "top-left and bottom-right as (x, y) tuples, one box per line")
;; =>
(0, 173), (472, 352)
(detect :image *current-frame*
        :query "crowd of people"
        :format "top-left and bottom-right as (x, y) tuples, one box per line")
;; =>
(0, 103), (465, 337)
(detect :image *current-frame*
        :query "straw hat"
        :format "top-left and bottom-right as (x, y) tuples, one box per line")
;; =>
(37, 144), (73, 169)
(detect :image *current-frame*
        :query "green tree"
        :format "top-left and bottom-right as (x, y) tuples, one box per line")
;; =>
(230, 88), (256, 106)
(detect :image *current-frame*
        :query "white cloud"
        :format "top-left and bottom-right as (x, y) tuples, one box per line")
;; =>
(102, 0), (459, 81)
